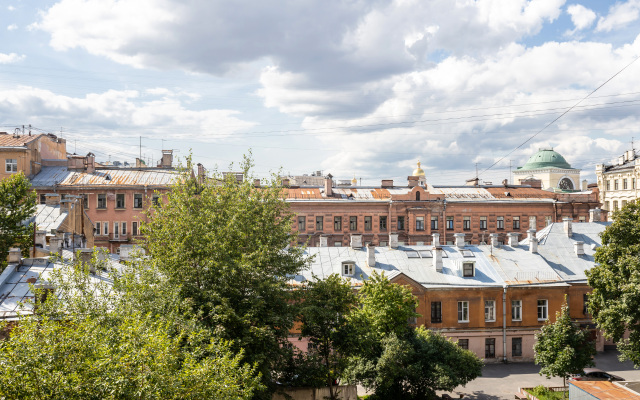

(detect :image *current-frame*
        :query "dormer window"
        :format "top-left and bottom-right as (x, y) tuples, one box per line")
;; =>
(463, 262), (475, 277)
(342, 261), (355, 276)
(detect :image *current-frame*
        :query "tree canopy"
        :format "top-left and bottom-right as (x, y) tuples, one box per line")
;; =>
(534, 300), (596, 385)
(0, 172), (36, 269)
(587, 200), (640, 367)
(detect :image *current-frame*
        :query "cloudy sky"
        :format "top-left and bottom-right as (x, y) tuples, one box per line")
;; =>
(1, 0), (639, 185)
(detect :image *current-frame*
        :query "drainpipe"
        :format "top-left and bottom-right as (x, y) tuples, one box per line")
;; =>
(503, 283), (507, 363)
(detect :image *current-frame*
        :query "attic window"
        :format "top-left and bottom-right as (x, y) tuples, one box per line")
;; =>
(463, 262), (475, 277)
(342, 262), (355, 276)
(460, 249), (474, 257)
(418, 250), (432, 258)
(105, 174), (111, 181)
(406, 251), (420, 258)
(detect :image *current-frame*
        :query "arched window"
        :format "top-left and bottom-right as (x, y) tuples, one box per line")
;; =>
(416, 192), (420, 201)
(558, 178), (574, 190)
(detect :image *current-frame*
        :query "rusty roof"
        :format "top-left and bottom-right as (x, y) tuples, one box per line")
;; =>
(30, 166), (180, 188)
(285, 188), (324, 199)
(0, 133), (43, 147)
(570, 381), (640, 399)
(485, 187), (557, 199)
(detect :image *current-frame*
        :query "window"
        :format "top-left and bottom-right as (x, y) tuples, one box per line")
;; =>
(103, 221), (109, 235)
(116, 194), (125, 209)
(614, 180), (619, 190)
(132, 221), (139, 236)
(537, 299), (548, 321)
(60, 194), (66, 200)
(633, 178), (636, 189)
(416, 191), (420, 201)
(95, 222), (101, 235)
(114, 222), (120, 238)
(529, 216), (536, 230)
(545, 216), (552, 226)
(463, 216), (470, 230)
(512, 338), (522, 357)
(485, 338), (495, 358)
(458, 339), (469, 350)
(579, 215), (586, 222)
(97, 194), (107, 209)
(513, 216), (520, 229)
(622, 200), (628, 208)
(121, 222), (127, 236)
(39, 194), (46, 204)
(82, 194), (88, 208)
(364, 216), (372, 231)
(416, 216), (425, 231)
(431, 301), (442, 323)
(134, 193), (143, 208)
(334, 216), (342, 231)
(605, 201), (610, 210)
(397, 216), (405, 230)
(379, 216), (387, 230)
(316, 216), (323, 230)
(298, 216), (306, 232)
(5, 159), (17, 173)
(624, 179), (628, 189)
(342, 262), (355, 276)
(152, 194), (160, 206)
(463, 262), (474, 277)
(458, 301), (469, 322)
(496, 216), (504, 230)
(479, 216), (487, 230)
(606, 180), (610, 190)
(350, 216), (357, 230)
(583, 293), (589, 315)
(512, 300), (522, 321)
(613, 200), (618, 211)
(446, 216), (454, 230)
(431, 216), (438, 230)
(485, 300), (496, 321)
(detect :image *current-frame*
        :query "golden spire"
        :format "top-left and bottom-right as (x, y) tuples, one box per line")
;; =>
(351, 174), (357, 185)
(412, 160), (425, 177)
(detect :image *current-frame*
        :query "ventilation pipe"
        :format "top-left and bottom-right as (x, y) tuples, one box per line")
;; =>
(454, 233), (465, 248)
(529, 236), (538, 253)
(490, 233), (500, 248)
(7, 248), (21, 264)
(367, 244), (376, 267)
(319, 236), (328, 247)
(574, 241), (584, 256)
(563, 217), (573, 237)
(389, 233), (398, 249)
(432, 233), (440, 247)
(324, 176), (333, 196)
(507, 232), (519, 247)
(433, 246), (443, 272)
(589, 208), (601, 222)
(350, 234), (362, 249)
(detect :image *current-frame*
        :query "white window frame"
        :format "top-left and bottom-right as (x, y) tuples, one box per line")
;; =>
(103, 222), (109, 236)
(484, 300), (496, 322)
(121, 221), (127, 236)
(512, 300), (522, 321)
(496, 216), (504, 229)
(95, 222), (101, 235)
(463, 262), (475, 277)
(415, 216), (424, 231)
(5, 158), (17, 173)
(537, 299), (548, 321)
(133, 193), (143, 209)
(113, 222), (120, 239)
(479, 216), (487, 230)
(97, 194), (107, 209)
(115, 193), (126, 209)
(132, 221), (138, 236)
(342, 262), (355, 276)
(458, 301), (469, 323)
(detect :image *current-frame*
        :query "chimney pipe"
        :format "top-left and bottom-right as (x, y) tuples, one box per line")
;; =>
(319, 236), (328, 247)
(253, 179), (260, 187)
(433, 246), (443, 272)
(529, 236), (538, 253)
(389, 233), (398, 248)
(86, 152), (95, 174)
(454, 233), (465, 248)
(324, 176), (333, 196)
(350, 234), (362, 249)
(574, 241), (585, 256)
(507, 232), (519, 247)
(527, 228), (536, 242)
(563, 217), (573, 237)
(432, 233), (440, 247)
(367, 244), (376, 267)
(589, 209), (601, 223)
(8, 248), (21, 263)
(490, 233), (499, 248)
(45, 194), (60, 206)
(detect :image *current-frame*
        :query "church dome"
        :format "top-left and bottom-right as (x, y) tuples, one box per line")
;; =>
(412, 161), (425, 176)
(519, 148), (572, 170)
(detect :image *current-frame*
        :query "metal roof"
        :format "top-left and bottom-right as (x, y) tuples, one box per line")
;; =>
(0, 133), (43, 147)
(30, 166), (180, 188)
(31, 204), (68, 233)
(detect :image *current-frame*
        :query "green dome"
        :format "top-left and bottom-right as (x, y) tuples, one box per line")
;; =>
(519, 149), (572, 170)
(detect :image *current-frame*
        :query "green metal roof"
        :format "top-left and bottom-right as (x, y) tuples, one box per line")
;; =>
(518, 149), (572, 170)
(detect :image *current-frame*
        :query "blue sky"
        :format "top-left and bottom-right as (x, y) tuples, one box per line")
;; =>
(1, 0), (639, 185)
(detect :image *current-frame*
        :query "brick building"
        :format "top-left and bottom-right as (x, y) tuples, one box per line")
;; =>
(0, 131), (66, 181)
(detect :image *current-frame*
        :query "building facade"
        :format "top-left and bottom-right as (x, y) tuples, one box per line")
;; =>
(595, 149), (639, 212)
(513, 148), (584, 191)
(0, 131), (67, 181)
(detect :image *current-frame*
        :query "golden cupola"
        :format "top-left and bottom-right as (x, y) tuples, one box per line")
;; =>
(412, 161), (425, 177)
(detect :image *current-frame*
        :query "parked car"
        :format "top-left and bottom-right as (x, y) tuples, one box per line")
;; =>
(569, 368), (624, 382)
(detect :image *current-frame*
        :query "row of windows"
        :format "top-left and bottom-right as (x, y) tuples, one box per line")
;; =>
(94, 221), (141, 237)
(5, 159), (17, 173)
(457, 337), (523, 358)
(604, 200), (630, 211)
(606, 178), (636, 191)
(41, 193), (160, 209)
(429, 299), (548, 323)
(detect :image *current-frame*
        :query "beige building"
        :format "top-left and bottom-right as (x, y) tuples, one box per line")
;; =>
(514, 148), (584, 191)
(0, 131), (67, 180)
(595, 149), (639, 212)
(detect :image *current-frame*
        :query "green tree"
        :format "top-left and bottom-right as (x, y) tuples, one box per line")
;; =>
(141, 155), (309, 398)
(534, 300), (596, 386)
(298, 274), (358, 399)
(0, 172), (36, 269)
(587, 200), (640, 367)
(0, 253), (262, 400)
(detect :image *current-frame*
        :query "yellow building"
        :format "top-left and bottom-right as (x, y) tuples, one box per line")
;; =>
(595, 149), (639, 212)
(0, 131), (67, 180)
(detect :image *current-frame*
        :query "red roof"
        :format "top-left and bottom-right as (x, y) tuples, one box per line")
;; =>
(0, 133), (43, 147)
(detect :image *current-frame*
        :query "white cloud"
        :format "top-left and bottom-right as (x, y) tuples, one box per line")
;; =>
(7, 5), (15, 11)
(566, 4), (596, 31)
(596, 0), (640, 32)
(0, 52), (24, 63)
(7, 24), (18, 31)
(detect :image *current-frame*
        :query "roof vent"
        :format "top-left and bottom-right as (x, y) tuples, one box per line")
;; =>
(454, 233), (465, 248)
(350, 234), (362, 249)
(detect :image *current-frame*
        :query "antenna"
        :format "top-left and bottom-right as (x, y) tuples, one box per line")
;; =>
(28, 124), (31, 136)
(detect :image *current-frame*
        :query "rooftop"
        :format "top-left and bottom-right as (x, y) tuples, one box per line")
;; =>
(518, 148), (573, 171)
(30, 166), (181, 188)
(0, 132), (45, 147)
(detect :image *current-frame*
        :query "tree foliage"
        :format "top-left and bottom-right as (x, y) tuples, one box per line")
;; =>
(0, 172), (36, 269)
(534, 300), (596, 385)
(141, 154), (309, 397)
(587, 200), (640, 367)
(0, 253), (261, 400)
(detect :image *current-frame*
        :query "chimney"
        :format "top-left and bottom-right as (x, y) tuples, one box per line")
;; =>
(60, 199), (72, 212)
(407, 176), (419, 188)
(563, 217), (573, 237)
(7, 248), (21, 264)
(454, 233), (465, 248)
(282, 178), (290, 187)
(319, 236), (328, 247)
(35, 231), (46, 248)
(197, 163), (206, 185)
(529, 236), (538, 253)
(254, 178), (261, 187)
(367, 244), (376, 267)
(324, 176), (333, 196)
(490, 233), (499, 248)
(45, 194), (60, 206)
(350, 234), (362, 249)
(432, 233), (440, 247)
(574, 241), (585, 256)
(85, 152), (95, 174)
(582, 180), (588, 191)
(159, 150), (173, 168)
(433, 246), (443, 272)
(381, 179), (393, 188)
(389, 233), (398, 248)
(507, 232), (519, 247)
(527, 228), (536, 242)
(49, 237), (62, 252)
(589, 208), (601, 222)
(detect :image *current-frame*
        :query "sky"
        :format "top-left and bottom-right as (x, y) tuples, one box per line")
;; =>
(1, 0), (639, 185)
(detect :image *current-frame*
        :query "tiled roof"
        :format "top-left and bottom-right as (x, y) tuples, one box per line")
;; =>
(570, 381), (640, 400)
(0, 133), (43, 147)
(30, 166), (180, 188)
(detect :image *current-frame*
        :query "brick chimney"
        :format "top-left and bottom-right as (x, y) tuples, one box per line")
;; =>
(507, 232), (519, 247)
(563, 217), (573, 237)
(159, 150), (173, 168)
(45, 194), (60, 206)
(319, 235), (328, 247)
(8, 248), (21, 264)
(433, 246), (443, 272)
(324, 176), (333, 196)
(197, 163), (206, 185)
(389, 233), (398, 248)
(490, 233), (499, 247)
(589, 208), (602, 222)
(381, 179), (393, 188)
(432, 233), (440, 246)
(85, 152), (95, 174)
(574, 241), (585, 256)
(350, 234), (362, 249)
(529, 236), (538, 253)
(454, 233), (465, 248)
(366, 244), (376, 267)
